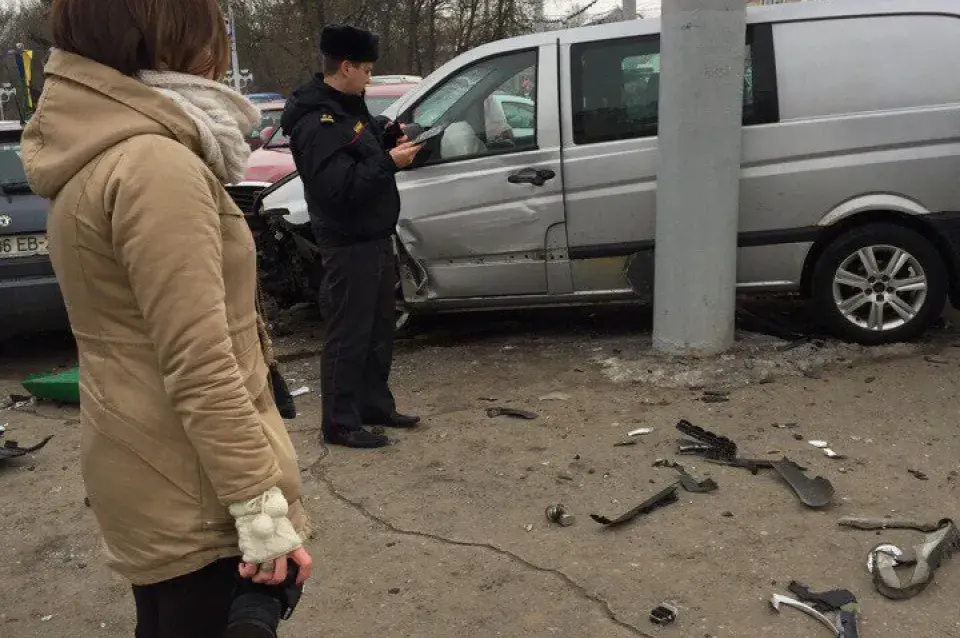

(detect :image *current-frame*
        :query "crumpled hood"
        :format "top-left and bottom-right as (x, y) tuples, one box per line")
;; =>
(280, 76), (334, 136)
(21, 49), (202, 199)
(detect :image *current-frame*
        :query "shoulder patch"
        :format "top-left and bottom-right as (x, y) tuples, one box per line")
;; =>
(354, 121), (365, 134)
(320, 113), (336, 125)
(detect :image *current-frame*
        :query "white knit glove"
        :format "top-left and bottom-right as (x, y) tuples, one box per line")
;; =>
(228, 486), (302, 565)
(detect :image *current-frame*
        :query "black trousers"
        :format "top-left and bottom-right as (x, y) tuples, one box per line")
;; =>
(133, 557), (239, 638)
(320, 236), (397, 433)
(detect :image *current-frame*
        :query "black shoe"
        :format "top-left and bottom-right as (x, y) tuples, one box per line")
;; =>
(323, 426), (390, 448)
(365, 412), (421, 429)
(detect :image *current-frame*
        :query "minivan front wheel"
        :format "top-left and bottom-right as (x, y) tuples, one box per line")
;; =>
(812, 224), (947, 345)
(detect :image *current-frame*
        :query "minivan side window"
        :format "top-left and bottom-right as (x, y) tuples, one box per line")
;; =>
(410, 50), (538, 163)
(571, 28), (774, 145)
(774, 15), (960, 119)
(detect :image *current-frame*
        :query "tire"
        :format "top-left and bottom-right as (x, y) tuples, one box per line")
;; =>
(812, 223), (947, 345)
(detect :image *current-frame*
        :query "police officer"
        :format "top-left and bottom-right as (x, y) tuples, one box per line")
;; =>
(281, 25), (423, 449)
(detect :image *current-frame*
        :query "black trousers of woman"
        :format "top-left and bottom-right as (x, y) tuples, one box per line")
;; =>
(132, 557), (240, 638)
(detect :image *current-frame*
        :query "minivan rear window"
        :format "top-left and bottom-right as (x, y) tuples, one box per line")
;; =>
(571, 27), (774, 145)
(0, 139), (28, 189)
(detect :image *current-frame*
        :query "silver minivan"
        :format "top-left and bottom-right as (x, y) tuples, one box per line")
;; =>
(259, 0), (960, 344)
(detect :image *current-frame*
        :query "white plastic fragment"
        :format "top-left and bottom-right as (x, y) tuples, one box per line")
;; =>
(290, 386), (310, 397)
(809, 440), (829, 449)
(539, 392), (571, 402)
(628, 428), (655, 437)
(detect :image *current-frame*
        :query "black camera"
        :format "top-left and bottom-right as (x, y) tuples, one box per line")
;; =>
(223, 560), (304, 638)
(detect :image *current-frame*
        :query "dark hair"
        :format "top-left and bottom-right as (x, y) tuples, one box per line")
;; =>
(322, 56), (345, 77)
(51, 0), (230, 78)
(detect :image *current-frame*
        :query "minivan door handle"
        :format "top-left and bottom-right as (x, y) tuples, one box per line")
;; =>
(508, 168), (556, 187)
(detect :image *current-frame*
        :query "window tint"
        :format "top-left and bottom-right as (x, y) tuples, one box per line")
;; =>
(774, 15), (960, 119)
(410, 50), (538, 162)
(572, 34), (762, 145)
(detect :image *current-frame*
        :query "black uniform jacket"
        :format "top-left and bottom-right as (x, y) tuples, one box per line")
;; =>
(281, 78), (401, 245)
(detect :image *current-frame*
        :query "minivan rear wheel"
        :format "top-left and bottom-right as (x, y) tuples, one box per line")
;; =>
(812, 223), (947, 345)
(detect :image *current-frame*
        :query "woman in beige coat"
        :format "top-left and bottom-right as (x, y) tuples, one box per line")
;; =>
(21, 0), (312, 635)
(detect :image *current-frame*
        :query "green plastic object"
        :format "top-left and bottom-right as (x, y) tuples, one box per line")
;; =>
(22, 367), (80, 404)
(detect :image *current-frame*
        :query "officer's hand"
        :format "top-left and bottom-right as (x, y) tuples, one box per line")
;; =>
(390, 141), (423, 169)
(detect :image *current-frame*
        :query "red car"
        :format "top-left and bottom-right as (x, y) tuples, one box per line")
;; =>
(232, 82), (419, 206)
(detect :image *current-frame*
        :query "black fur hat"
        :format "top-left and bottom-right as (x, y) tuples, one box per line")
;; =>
(320, 25), (380, 62)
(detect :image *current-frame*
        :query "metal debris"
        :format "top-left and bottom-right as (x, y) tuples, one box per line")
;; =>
(545, 504), (576, 527)
(591, 484), (679, 527)
(486, 407), (538, 420)
(628, 427), (654, 437)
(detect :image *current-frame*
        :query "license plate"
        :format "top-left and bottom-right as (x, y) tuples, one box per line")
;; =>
(0, 234), (48, 259)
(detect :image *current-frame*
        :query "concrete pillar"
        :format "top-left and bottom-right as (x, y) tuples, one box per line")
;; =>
(652, 0), (746, 356)
(623, 0), (637, 20)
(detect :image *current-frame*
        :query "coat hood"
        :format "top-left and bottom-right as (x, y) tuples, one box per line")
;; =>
(21, 49), (203, 199)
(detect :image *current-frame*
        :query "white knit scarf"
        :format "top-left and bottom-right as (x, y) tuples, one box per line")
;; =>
(139, 71), (260, 184)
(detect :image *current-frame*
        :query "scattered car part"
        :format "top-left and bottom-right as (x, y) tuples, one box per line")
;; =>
(865, 518), (960, 600)
(783, 584), (861, 638)
(675, 420), (738, 460)
(770, 458), (835, 508)
(770, 594), (838, 635)
(839, 517), (943, 533)
(290, 386), (310, 397)
(823, 448), (846, 460)
(653, 459), (718, 493)
(0, 435), (54, 461)
(628, 427), (654, 437)
(486, 407), (538, 420)
(674, 422), (827, 507)
(677, 421), (808, 474)
(590, 483), (679, 527)
(649, 603), (678, 626)
(787, 581), (857, 614)
(545, 504), (576, 527)
(867, 543), (903, 573)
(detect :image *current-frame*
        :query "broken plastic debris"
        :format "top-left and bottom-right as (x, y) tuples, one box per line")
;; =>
(538, 392), (571, 402)
(523, 523), (534, 532)
(866, 519), (960, 600)
(591, 484), (679, 527)
(823, 448), (846, 460)
(649, 603), (678, 626)
(809, 440), (829, 449)
(628, 428), (654, 437)
(0, 436), (54, 462)
(545, 504), (576, 527)
(487, 407), (538, 420)
(290, 386), (310, 397)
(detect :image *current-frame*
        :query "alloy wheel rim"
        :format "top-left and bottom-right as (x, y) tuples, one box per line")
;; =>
(832, 244), (928, 332)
